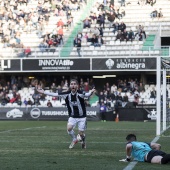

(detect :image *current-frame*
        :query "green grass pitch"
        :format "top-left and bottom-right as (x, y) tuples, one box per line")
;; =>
(0, 121), (170, 170)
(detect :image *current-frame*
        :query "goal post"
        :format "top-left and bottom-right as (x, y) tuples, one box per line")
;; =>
(156, 56), (161, 136)
(157, 57), (170, 136)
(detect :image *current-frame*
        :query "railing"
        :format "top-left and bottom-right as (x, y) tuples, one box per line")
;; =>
(0, 46), (170, 58)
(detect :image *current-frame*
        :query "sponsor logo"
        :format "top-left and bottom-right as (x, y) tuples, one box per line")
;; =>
(38, 59), (74, 66)
(87, 111), (97, 116)
(0, 60), (11, 70)
(6, 109), (23, 118)
(147, 109), (157, 120)
(105, 59), (114, 69)
(41, 111), (97, 116)
(116, 58), (146, 70)
(42, 111), (68, 116)
(30, 108), (41, 119)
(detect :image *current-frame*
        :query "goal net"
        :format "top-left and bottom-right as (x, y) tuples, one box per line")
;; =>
(158, 57), (170, 135)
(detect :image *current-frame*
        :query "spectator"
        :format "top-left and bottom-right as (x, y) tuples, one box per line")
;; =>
(17, 98), (22, 106)
(158, 8), (163, 19)
(146, 0), (156, 6)
(112, 21), (119, 34)
(39, 41), (47, 52)
(57, 26), (63, 36)
(98, 91), (105, 105)
(119, 22), (126, 32)
(87, 30), (93, 42)
(106, 11), (116, 29)
(51, 83), (57, 92)
(120, 0), (126, 6)
(83, 17), (91, 28)
(47, 100), (53, 107)
(121, 29), (128, 42)
(91, 26), (100, 36)
(77, 31), (83, 40)
(150, 88), (156, 98)
(100, 102), (107, 122)
(97, 12), (105, 28)
(134, 94), (139, 107)
(97, 35), (104, 46)
(91, 34), (99, 47)
(89, 12), (97, 24)
(65, 17), (73, 30)
(98, 26), (103, 37)
(23, 98), (28, 106)
(1, 93), (10, 106)
(127, 30), (135, 42)
(27, 98), (33, 105)
(123, 93), (129, 102)
(115, 93), (123, 107)
(128, 92), (135, 103)
(76, 39), (81, 57)
(135, 25), (144, 37)
(47, 38), (54, 48)
(111, 84), (117, 94)
(24, 46), (31, 57)
(82, 32), (88, 43)
(150, 9), (158, 19)
(73, 36), (81, 47)
(57, 18), (64, 27)
(115, 30), (122, 41)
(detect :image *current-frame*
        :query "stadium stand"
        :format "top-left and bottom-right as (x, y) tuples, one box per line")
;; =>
(0, 0), (170, 58)
(0, 0), (170, 108)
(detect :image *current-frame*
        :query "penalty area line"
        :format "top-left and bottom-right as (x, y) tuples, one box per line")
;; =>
(123, 136), (160, 170)
(0, 126), (46, 133)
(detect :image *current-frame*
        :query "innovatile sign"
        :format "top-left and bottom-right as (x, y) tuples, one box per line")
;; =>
(22, 59), (90, 71)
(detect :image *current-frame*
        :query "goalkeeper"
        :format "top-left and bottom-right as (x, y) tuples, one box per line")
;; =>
(120, 134), (170, 164)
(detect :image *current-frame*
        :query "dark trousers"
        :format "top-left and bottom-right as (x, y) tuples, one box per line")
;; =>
(100, 112), (106, 121)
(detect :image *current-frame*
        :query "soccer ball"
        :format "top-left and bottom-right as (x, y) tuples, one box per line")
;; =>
(77, 134), (82, 142)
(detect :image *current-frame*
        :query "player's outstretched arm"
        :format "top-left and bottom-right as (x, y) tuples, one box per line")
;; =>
(36, 88), (59, 97)
(150, 143), (161, 150)
(84, 87), (96, 97)
(119, 143), (132, 162)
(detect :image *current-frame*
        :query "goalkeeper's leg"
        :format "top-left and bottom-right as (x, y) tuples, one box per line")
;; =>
(161, 154), (170, 164)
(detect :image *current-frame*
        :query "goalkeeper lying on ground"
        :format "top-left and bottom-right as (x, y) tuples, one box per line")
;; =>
(120, 134), (170, 164)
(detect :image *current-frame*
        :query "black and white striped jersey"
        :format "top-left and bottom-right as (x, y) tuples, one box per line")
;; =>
(44, 90), (92, 118)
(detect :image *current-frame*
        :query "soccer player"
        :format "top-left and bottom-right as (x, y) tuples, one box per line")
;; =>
(37, 79), (95, 149)
(120, 134), (170, 164)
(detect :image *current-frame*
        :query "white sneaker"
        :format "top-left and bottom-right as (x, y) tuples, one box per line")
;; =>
(69, 139), (78, 149)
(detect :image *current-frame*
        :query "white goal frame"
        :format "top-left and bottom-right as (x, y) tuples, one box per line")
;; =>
(157, 56), (170, 135)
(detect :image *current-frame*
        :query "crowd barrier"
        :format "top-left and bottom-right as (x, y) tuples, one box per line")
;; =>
(0, 107), (156, 121)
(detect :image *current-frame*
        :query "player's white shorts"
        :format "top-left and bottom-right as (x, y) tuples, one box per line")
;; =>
(68, 117), (87, 131)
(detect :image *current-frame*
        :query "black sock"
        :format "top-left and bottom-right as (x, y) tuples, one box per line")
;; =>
(80, 134), (85, 142)
(161, 154), (170, 164)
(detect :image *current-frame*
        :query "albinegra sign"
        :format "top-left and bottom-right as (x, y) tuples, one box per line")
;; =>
(92, 58), (156, 70)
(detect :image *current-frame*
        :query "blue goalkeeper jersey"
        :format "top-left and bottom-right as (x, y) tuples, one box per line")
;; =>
(130, 141), (152, 162)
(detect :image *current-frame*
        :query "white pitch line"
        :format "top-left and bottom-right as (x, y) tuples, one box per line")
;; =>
(62, 141), (125, 144)
(123, 136), (160, 170)
(0, 126), (46, 133)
